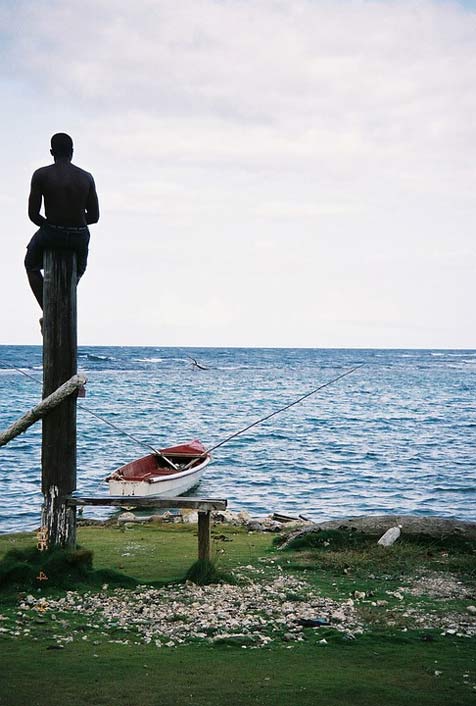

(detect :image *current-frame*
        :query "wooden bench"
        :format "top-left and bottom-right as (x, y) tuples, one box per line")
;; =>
(65, 495), (227, 561)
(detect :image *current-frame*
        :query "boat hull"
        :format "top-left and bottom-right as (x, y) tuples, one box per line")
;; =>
(106, 440), (211, 499)
(107, 457), (210, 497)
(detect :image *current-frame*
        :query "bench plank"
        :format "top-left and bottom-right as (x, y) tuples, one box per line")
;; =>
(65, 495), (227, 511)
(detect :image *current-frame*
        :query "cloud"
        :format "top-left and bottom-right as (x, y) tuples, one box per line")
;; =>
(2, 0), (476, 345)
(4, 1), (476, 181)
(6, 0), (474, 207)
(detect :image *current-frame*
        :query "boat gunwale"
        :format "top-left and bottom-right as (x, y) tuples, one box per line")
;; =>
(107, 454), (211, 485)
(148, 455), (210, 483)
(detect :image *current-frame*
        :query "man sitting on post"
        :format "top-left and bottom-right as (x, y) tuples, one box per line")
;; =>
(25, 133), (99, 328)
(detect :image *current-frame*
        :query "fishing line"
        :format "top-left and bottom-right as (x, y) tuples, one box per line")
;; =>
(181, 363), (365, 470)
(2, 360), (364, 472)
(76, 405), (178, 469)
(0, 360), (178, 468)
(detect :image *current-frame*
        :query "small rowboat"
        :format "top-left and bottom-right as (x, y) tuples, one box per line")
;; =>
(106, 440), (211, 498)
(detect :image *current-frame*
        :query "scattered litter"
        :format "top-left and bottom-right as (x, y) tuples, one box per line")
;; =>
(272, 513), (300, 523)
(377, 525), (402, 547)
(298, 617), (330, 628)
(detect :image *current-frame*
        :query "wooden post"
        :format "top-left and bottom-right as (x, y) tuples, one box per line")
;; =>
(198, 511), (211, 561)
(41, 249), (78, 549)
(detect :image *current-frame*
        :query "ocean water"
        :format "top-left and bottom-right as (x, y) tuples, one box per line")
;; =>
(0, 346), (475, 534)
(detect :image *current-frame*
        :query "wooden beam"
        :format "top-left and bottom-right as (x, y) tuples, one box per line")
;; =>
(198, 511), (211, 561)
(0, 374), (87, 448)
(65, 495), (227, 511)
(41, 249), (78, 550)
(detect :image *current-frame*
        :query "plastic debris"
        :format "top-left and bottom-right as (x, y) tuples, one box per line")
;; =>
(298, 617), (330, 628)
(377, 525), (402, 547)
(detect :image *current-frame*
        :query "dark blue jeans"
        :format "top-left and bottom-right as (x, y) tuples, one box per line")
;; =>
(25, 224), (90, 277)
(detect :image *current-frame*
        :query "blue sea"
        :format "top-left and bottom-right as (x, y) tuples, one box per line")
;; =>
(0, 346), (475, 534)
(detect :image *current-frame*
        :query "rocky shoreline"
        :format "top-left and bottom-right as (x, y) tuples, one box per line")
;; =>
(79, 509), (476, 540)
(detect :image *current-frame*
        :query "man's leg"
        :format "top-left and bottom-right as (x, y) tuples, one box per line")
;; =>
(24, 229), (46, 311)
(27, 271), (44, 309)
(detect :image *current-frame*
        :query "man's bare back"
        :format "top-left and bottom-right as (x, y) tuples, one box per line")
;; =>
(29, 161), (99, 228)
(25, 133), (100, 312)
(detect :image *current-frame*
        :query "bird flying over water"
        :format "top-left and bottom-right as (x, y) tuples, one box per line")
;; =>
(187, 356), (209, 371)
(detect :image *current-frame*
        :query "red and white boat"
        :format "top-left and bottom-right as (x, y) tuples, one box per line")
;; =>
(106, 440), (211, 498)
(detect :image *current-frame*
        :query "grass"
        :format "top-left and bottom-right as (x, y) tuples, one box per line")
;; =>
(1, 522), (475, 705)
(184, 558), (236, 585)
(275, 527), (476, 601)
(0, 545), (138, 593)
(79, 523), (270, 583)
(1, 633), (475, 706)
(0, 524), (269, 592)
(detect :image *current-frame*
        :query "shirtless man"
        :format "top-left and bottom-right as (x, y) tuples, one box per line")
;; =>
(25, 133), (100, 312)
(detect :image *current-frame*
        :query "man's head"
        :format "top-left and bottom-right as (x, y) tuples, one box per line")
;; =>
(50, 133), (73, 160)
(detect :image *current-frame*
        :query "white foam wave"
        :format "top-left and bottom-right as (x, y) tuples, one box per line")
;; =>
(134, 357), (165, 363)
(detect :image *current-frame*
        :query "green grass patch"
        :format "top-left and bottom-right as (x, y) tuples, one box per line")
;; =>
(0, 524), (273, 591)
(74, 524), (273, 584)
(0, 524), (475, 705)
(0, 545), (137, 594)
(278, 527), (476, 555)
(184, 558), (236, 585)
(277, 528), (476, 588)
(1, 632), (475, 706)
(276, 527), (370, 551)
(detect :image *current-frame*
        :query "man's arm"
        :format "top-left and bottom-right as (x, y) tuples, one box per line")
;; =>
(85, 175), (99, 225)
(28, 171), (46, 227)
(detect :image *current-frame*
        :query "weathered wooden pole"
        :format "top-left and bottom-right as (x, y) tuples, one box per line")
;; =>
(41, 249), (78, 549)
(198, 511), (211, 561)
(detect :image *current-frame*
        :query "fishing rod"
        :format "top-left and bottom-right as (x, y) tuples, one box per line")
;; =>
(0, 361), (179, 470)
(2, 359), (364, 472)
(180, 363), (365, 471)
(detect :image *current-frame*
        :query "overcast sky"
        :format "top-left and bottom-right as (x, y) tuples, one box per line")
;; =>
(1, 0), (475, 348)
